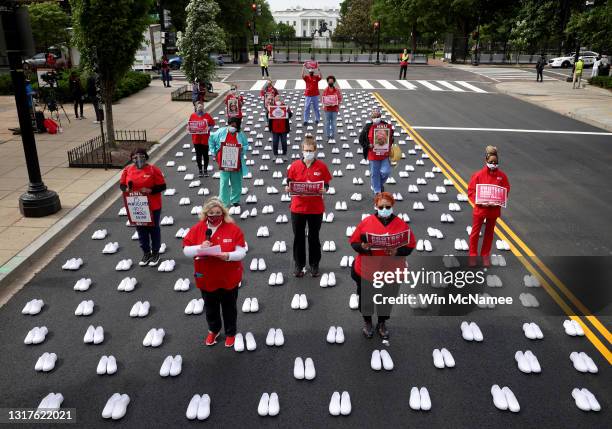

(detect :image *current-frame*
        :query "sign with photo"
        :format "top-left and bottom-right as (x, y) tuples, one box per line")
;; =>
(475, 184), (508, 207)
(366, 230), (411, 249)
(268, 105), (288, 119)
(372, 126), (391, 155)
(188, 119), (209, 134)
(289, 181), (324, 196)
(123, 192), (154, 226)
(304, 60), (318, 70)
(322, 94), (338, 106)
(226, 97), (240, 118)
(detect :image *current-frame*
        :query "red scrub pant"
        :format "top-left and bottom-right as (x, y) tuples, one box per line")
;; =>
(469, 214), (498, 257)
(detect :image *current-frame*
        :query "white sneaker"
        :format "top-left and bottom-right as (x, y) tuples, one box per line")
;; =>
(266, 328), (276, 346)
(524, 350), (541, 373)
(491, 384), (508, 411)
(268, 273), (277, 285)
(170, 355), (182, 376)
(320, 273), (329, 287)
(138, 301), (150, 317)
(469, 322), (483, 341)
(581, 388), (601, 412)
(340, 391), (351, 415)
(93, 326), (104, 344)
(294, 357), (305, 379)
(151, 328), (165, 347)
(371, 350), (382, 370)
(502, 386), (520, 413)
(572, 388), (591, 411)
(250, 297), (259, 312)
(299, 294), (308, 309)
(102, 393), (121, 419)
(111, 394), (131, 420)
(257, 393), (270, 416)
(432, 349), (445, 368)
(515, 351), (531, 373)
(329, 391), (341, 416)
(380, 349), (394, 370)
(460, 321), (474, 341)
(159, 355), (173, 377)
(258, 258), (266, 271)
(440, 348), (455, 367)
(186, 394), (200, 420)
(335, 327), (345, 343)
(327, 272), (336, 286)
(290, 294), (300, 309)
(274, 328), (284, 346)
(304, 357), (316, 380)
(570, 351), (588, 373)
(275, 272), (284, 285)
(234, 333), (245, 352)
(42, 352), (57, 372)
(106, 356), (117, 375)
(409, 387), (421, 410)
(326, 326), (337, 343)
(83, 325), (95, 344)
(419, 387), (431, 411)
(349, 294), (359, 309)
(245, 332), (256, 351)
(143, 328), (155, 347)
(242, 297), (252, 313)
(97, 355), (109, 375)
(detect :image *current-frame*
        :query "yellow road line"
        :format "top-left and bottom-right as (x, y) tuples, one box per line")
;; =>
(374, 92), (612, 363)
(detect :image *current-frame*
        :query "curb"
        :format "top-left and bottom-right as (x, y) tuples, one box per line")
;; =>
(0, 90), (229, 289)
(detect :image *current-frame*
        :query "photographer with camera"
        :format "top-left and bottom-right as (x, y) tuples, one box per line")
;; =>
(69, 72), (85, 120)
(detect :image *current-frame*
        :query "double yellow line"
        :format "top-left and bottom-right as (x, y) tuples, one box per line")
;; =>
(373, 92), (612, 364)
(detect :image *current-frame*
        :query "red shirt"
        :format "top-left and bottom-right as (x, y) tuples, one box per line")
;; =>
(468, 166), (511, 218)
(270, 105), (290, 134)
(303, 75), (321, 97)
(322, 87), (342, 112)
(287, 159), (332, 214)
(119, 164), (166, 211)
(349, 215), (416, 279)
(367, 122), (394, 161)
(189, 112), (215, 145)
(224, 94), (244, 118)
(183, 220), (246, 291)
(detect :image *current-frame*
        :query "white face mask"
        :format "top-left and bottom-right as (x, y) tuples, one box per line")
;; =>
(486, 162), (498, 170)
(373, 118), (381, 124)
(228, 126), (237, 133)
(275, 101), (281, 106)
(303, 151), (315, 161)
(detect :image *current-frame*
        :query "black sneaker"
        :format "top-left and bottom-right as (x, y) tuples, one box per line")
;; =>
(198, 170), (204, 178)
(139, 252), (152, 266)
(377, 322), (389, 340)
(362, 322), (374, 339)
(310, 265), (320, 277)
(294, 267), (305, 278)
(148, 252), (160, 266)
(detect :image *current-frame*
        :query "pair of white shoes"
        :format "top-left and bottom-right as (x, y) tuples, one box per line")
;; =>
(435, 185), (447, 193)
(256, 226), (270, 237)
(386, 177), (396, 184)
(275, 214), (289, 223)
(515, 350), (541, 373)
(457, 193), (469, 201)
(350, 192), (363, 201)
(408, 184), (419, 193)
(262, 205), (274, 214)
(84, 325), (104, 344)
(186, 394), (211, 420)
(340, 255), (355, 268)
(320, 272), (337, 287)
(75, 300), (95, 316)
(62, 258), (83, 270)
(443, 178), (453, 185)
(412, 202), (425, 210)
(265, 328), (285, 346)
(176, 151), (184, 157)
(160, 216), (174, 225)
(183, 173), (194, 181)
(322, 212), (334, 223)
(391, 192), (403, 201)
(160, 355), (182, 377)
(24, 326), (48, 344)
(158, 260), (175, 272)
(294, 357), (315, 379)
(191, 206), (203, 215)
(175, 228), (190, 238)
(242, 297), (259, 313)
(290, 294), (308, 310)
(440, 213), (455, 223)
(486, 274), (502, 287)
(91, 229), (108, 239)
(185, 299), (204, 315)
(130, 301), (151, 317)
(234, 332), (257, 352)
(73, 277), (92, 291)
(272, 171), (283, 178)
(188, 180), (201, 188)
(327, 187), (336, 195)
(349, 294), (359, 309)
(399, 171), (409, 178)
(345, 226), (357, 237)
(409, 387), (432, 411)
(371, 349), (394, 370)
(35, 352), (58, 372)
(491, 385), (520, 412)
(448, 202), (461, 212)
(115, 259), (133, 271)
(496, 240), (511, 250)
(268, 273), (284, 285)
(322, 241), (337, 252)
(118, 207), (127, 216)
(522, 322), (544, 340)
(432, 348), (456, 368)
(416, 177), (427, 185)
(97, 355), (118, 375)
(335, 201), (348, 211)
(197, 187), (210, 196)
(164, 187), (176, 195)
(258, 392), (280, 416)
(523, 274), (541, 287)
(329, 391), (351, 416)
(266, 186), (279, 194)
(22, 299), (44, 315)
(454, 238), (469, 251)
(117, 277), (137, 292)
(249, 258), (266, 271)
(460, 321), (483, 341)
(332, 170), (344, 177)
(246, 195), (258, 204)
(572, 388), (601, 411)
(131, 231), (139, 240)
(570, 352), (598, 373)
(427, 193), (440, 202)
(240, 210), (251, 219)
(490, 254), (507, 266)
(326, 326), (345, 343)
(442, 255), (460, 268)
(272, 241), (287, 253)
(38, 393), (64, 410)
(427, 227), (444, 239)
(332, 158), (341, 165)
(174, 278), (191, 291)
(281, 194), (291, 202)
(397, 213), (410, 222)
(102, 393), (130, 420)
(519, 292), (539, 308)
(352, 177), (364, 185)
(416, 239), (433, 252)
(143, 328), (165, 347)
(179, 197), (191, 206)
(102, 242), (119, 254)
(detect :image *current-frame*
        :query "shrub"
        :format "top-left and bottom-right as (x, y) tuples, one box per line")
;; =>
(0, 73), (14, 95)
(588, 75), (612, 90)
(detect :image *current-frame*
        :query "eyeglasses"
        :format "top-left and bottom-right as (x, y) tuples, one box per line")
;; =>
(377, 205), (392, 210)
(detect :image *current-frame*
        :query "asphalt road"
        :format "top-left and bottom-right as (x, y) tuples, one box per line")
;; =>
(0, 68), (609, 428)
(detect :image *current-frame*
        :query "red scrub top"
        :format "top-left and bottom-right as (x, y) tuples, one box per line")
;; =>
(287, 159), (332, 214)
(119, 164), (165, 211)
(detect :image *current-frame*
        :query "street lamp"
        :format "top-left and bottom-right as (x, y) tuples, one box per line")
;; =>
(374, 20), (381, 65)
(251, 2), (259, 65)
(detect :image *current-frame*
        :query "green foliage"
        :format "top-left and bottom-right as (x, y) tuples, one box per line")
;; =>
(335, 0), (374, 45)
(0, 73), (14, 95)
(177, 0), (225, 83)
(589, 75), (612, 90)
(566, 1), (612, 53)
(113, 71), (152, 101)
(275, 22), (296, 40)
(28, 1), (71, 51)
(163, 0), (189, 32)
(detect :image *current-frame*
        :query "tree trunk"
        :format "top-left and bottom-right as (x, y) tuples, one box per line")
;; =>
(103, 86), (116, 147)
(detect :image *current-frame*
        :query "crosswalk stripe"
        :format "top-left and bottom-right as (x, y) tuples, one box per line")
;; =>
(275, 79), (287, 89)
(377, 79), (397, 89)
(436, 80), (465, 92)
(356, 79), (374, 89)
(250, 80), (267, 91)
(456, 81), (487, 93)
(337, 79), (352, 89)
(396, 80), (417, 90)
(318, 80), (328, 90)
(294, 80), (306, 90)
(416, 80), (443, 91)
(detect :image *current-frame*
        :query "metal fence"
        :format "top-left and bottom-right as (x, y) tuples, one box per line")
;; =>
(67, 130), (147, 168)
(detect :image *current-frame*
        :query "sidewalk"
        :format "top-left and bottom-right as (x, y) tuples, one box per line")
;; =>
(495, 80), (612, 132)
(0, 78), (224, 268)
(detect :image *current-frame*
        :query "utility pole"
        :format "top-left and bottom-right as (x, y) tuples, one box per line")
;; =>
(374, 21), (381, 65)
(1, 2), (61, 217)
(251, 3), (259, 65)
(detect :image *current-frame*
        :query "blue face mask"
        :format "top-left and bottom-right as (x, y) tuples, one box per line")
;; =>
(228, 126), (237, 134)
(377, 207), (393, 218)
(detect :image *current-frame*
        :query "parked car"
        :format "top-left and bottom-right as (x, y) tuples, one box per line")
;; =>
(168, 54), (224, 70)
(24, 47), (69, 70)
(548, 51), (598, 68)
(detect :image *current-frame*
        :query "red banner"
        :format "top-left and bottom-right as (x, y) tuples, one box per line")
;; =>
(188, 119), (209, 135)
(289, 181), (324, 196)
(366, 230), (411, 249)
(123, 191), (154, 226)
(475, 184), (508, 207)
(268, 105), (288, 119)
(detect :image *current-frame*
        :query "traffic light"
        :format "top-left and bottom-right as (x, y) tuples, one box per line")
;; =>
(373, 21), (380, 30)
(251, 3), (257, 12)
(256, 4), (262, 16)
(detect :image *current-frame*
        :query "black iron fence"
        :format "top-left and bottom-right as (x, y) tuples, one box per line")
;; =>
(67, 130), (147, 168)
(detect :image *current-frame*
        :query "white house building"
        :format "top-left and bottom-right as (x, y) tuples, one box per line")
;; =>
(272, 6), (340, 38)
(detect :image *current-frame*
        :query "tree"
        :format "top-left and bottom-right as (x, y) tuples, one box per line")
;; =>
(177, 0), (225, 83)
(70, 0), (153, 146)
(275, 22), (296, 40)
(28, 1), (70, 52)
(163, 0), (189, 32)
(566, 1), (612, 54)
(335, 0), (374, 47)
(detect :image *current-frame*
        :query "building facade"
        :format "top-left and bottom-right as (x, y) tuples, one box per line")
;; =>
(272, 6), (340, 38)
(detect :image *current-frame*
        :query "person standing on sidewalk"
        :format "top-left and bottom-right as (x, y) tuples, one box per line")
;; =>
(260, 51), (270, 77)
(572, 58), (584, 89)
(183, 197), (246, 347)
(209, 117), (250, 209)
(359, 109), (394, 195)
(119, 148), (167, 267)
(536, 55), (546, 82)
(268, 94), (292, 159)
(399, 49), (409, 79)
(286, 135), (332, 278)
(188, 102), (216, 178)
(322, 75), (342, 142)
(69, 71), (85, 120)
(591, 56), (601, 78)
(161, 55), (171, 88)
(467, 146), (510, 266)
(302, 65), (322, 126)
(87, 75), (104, 124)
(224, 85), (244, 129)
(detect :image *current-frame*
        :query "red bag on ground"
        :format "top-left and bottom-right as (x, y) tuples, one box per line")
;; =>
(43, 118), (58, 134)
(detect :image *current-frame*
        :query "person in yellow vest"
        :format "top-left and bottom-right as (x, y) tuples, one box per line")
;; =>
(572, 58), (584, 89)
(399, 49), (409, 79)
(260, 52), (270, 78)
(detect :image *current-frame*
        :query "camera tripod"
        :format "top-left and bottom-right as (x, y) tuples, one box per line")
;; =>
(41, 84), (71, 128)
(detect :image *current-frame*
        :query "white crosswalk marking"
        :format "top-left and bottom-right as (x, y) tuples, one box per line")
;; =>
(295, 80), (306, 90)
(337, 79), (352, 89)
(417, 80), (443, 91)
(250, 80), (267, 91)
(377, 79), (397, 89)
(318, 80), (328, 89)
(396, 80), (417, 90)
(436, 81), (465, 92)
(356, 79), (374, 89)
(456, 81), (488, 93)
(275, 80), (287, 89)
(455, 66), (556, 82)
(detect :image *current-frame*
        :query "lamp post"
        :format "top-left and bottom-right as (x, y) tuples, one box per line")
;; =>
(1, 2), (61, 217)
(251, 2), (259, 65)
(374, 20), (381, 65)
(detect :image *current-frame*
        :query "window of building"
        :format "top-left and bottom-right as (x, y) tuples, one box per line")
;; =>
(293, 21), (296, 26)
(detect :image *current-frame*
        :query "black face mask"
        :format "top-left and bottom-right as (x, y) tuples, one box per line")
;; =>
(328, 82), (334, 87)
